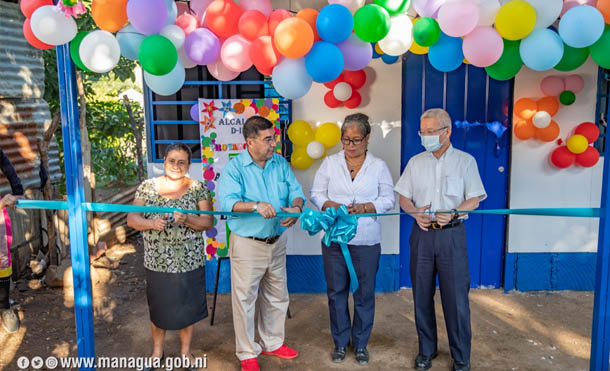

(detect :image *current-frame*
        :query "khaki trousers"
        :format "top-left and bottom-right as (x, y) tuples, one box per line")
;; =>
(230, 233), (289, 361)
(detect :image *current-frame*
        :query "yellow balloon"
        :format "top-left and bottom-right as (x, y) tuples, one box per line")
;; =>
(495, 0), (536, 41)
(463, 58), (470, 64)
(409, 41), (429, 55)
(291, 147), (314, 170)
(567, 135), (589, 154)
(374, 43), (384, 55)
(288, 120), (314, 147)
(315, 122), (341, 148)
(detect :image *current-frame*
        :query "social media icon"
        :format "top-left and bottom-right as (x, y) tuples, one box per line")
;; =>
(17, 356), (29, 369)
(31, 356), (44, 369)
(46, 356), (58, 369)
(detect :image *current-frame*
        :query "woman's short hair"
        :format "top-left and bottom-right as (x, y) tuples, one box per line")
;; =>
(342, 113), (371, 137)
(421, 108), (452, 128)
(164, 142), (193, 164)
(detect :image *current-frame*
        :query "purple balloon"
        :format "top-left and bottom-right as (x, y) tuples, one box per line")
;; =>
(206, 181), (215, 191)
(337, 34), (373, 71)
(190, 104), (199, 121)
(184, 28), (220, 66)
(207, 227), (218, 238)
(413, 0), (446, 18)
(127, 0), (167, 35)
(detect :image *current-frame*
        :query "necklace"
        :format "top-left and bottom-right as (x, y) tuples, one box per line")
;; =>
(345, 156), (365, 174)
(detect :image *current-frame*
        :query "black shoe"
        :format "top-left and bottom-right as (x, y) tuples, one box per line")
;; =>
(355, 348), (369, 365)
(452, 361), (470, 371)
(331, 347), (347, 363)
(414, 352), (437, 370)
(1, 309), (19, 333)
(185, 354), (198, 371)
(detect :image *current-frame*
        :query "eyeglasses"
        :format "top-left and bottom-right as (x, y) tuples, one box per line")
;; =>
(259, 135), (279, 145)
(166, 158), (189, 167)
(341, 137), (365, 146)
(418, 127), (448, 136)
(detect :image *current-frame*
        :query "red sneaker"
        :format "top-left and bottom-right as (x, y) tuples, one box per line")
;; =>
(261, 344), (299, 359)
(240, 358), (260, 371)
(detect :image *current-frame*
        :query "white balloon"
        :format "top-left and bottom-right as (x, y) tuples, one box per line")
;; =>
(328, 0), (366, 14)
(207, 59), (240, 81)
(333, 82), (353, 101)
(177, 46), (197, 69)
(79, 30), (121, 73)
(532, 111), (551, 128)
(145, 62), (186, 96)
(30, 5), (77, 46)
(160, 24), (186, 49)
(378, 14), (413, 56)
(527, 0), (563, 28)
(476, 0), (501, 26)
(306, 141), (325, 160)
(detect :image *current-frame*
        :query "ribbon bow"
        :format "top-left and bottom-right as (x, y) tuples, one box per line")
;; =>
(301, 206), (359, 292)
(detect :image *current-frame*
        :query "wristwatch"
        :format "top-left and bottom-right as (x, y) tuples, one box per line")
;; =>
(451, 209), (459, 220)
(253, 201), (259, 212)
(293, 204), (303, 213)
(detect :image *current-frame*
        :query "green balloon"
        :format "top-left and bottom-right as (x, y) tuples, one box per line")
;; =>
(62, 0), (78, 5)
(354, 4), (391, 43)
(560, 90), (576, 105)
(485, 39), (523, 81)
(70, 31), (90, 72)
(413, 17), (441, 47)
(138, 35), (178, 76)
(374, 0), (411, 16)
(555, 44), (589, 71)
(591, 26), (610, 69)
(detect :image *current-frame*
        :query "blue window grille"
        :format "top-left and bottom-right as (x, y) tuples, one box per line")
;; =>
(143, 66), (292, 163)
(595, 67), (609, 153)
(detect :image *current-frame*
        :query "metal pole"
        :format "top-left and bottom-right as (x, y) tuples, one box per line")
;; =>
(56, 44), (96, 370)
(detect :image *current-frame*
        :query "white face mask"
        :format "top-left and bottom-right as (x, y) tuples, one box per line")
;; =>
(421, 132), (447, 152)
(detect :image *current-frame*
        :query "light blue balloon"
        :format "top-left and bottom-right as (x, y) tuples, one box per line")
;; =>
(316, 4), (354, 44)
(116, 25), (146, 61)
(559, 5), (605, 48)
(271, 58), (313, 99)
(144, 61), (185, 96)
(164, 0), (178, 26)
(520, 29), (564, 71)
(428, 32), (463, 72)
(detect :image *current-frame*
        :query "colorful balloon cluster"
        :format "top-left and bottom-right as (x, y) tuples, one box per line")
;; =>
(540, 74), (584, 106)
(513, 96), (560, 142)
(288, 121), (341, 170)
(551, 122), (600, 168)
(323, 70), (367, 109)
(372, 43), (401, 64)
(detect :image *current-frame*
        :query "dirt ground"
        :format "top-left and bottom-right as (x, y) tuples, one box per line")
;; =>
(0, 240), (594, 371)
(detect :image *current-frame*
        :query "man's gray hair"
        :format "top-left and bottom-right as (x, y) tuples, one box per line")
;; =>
(342, 113), (371, 137)
(421, 108), (452, 128)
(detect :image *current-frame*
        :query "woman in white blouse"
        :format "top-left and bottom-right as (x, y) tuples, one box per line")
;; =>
(310, 113), (395, 365)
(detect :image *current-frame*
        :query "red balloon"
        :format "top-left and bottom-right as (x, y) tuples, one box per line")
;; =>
(22, 18), (53, 50)
(550, 146), (576, 169)
(344, 90), (362, 109)
(21, 0), (53, 18)
(268, 9), (293, 36)
(205, 0), (244, 38)
(576, 146), (600, 167)
(324, 90), (341, 108)
(239, 10), (269, 41)
(574, 122), (600, 144)
(255, 64), (274, 76)
(343, 70), (367, 89)
(250, 36), (280, 71)
(176, 13), (198, 35)
(323, 74), (345, 89)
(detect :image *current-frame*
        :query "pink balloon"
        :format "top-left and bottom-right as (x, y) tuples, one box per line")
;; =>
(561, 0), (597, 16)
(462, 26), (503, 67)
(437, 0), (479, 37)
(207, 59), (240, 81)
(540, 75), (565, 96)
(175, 13), (198, 35)
(240, 0), (273, 17)
(190, 0), (213, 26)
(564, 74), (585, 93)
(413, 0), (446, 17)
(220, 35), (252, 72)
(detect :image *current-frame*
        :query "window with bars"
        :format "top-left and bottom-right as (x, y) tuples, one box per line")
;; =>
(144, 66), (292, 163)
(595, 68), (609, 154)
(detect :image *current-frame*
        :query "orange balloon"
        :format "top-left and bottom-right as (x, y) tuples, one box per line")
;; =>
(297, 8), (321, 42)
(536, 96), (559, 116)
(92, 0), (128, 33)
(205, 0), (244, 38)
(597, 0), (610, 24)
(514, 118), (536, 140)
(535, 121), (560, 142)
(273, 18), (314, 59)
(514, 98), (537, 119)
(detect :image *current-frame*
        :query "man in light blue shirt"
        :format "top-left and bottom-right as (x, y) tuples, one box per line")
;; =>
(218, 116), (304, 371)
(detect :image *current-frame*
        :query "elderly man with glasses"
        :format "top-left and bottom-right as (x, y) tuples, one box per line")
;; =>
(394, 108), (486, 371)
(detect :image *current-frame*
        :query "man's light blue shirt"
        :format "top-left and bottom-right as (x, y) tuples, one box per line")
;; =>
(218, 150), (306, 238)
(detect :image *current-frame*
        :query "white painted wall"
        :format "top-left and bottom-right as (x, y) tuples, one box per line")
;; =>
(508, 58), (602, 253)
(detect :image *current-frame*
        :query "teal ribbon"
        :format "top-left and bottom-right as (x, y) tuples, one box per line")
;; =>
(301, 206), (360, 293)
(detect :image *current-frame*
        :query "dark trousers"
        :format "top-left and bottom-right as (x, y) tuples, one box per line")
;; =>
(322, 242), (381, 349)
(0, 277), (10, 309)
(410, 223), (471, 363)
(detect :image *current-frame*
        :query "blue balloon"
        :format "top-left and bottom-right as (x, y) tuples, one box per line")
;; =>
(144, 62), (185, 96)
(372, 43), (382, 58)
(381, 53), (399, 64)
(559, 5), (605, 48)
(305, 41), (344, 83)
(116, 25), (146, 61)
(520, 29), (564, 71)
(316, 4), (354, 44)
(272, 58), (313, 99)
(164, 0), (178, 26)
(428, 33), (463, 72)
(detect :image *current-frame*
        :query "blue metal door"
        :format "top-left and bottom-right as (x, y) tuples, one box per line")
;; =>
(399, 53), (512, 288)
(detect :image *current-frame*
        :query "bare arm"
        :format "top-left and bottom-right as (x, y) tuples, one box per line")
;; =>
(399, 195), (432, 231)
(174, 200), (214, 231)
(127, 199), (167, 232)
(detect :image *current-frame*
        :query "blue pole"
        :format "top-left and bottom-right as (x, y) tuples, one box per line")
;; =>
(56, 44), (96, 369)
